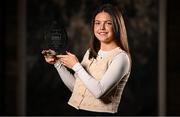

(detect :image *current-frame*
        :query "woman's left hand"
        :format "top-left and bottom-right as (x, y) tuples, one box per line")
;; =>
(57, 51), (79, 69)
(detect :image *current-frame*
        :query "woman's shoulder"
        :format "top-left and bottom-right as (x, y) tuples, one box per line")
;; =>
(113, 49), (130, 62)
(112, 50), (131, 72)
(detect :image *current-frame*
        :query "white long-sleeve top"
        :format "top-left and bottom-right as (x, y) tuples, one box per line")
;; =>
(54, 48), (130, 98)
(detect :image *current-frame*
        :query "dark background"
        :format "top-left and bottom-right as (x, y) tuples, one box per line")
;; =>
(0, 0), (180, 116)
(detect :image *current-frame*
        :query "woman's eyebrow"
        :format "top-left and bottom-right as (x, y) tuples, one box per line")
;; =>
(94, 20), (112, 22)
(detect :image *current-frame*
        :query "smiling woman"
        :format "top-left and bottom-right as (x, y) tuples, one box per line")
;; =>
(0, 0), (161, 115)
(94, 12), (116, 46)
(42, 3), (131, 115)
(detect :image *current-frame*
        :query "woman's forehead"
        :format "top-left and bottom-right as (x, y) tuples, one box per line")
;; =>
(95, 11), (112, 20)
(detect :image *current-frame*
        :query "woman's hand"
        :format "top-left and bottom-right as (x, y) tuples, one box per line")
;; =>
(42, 49), (57, 64)
(57, 51), (79, 69)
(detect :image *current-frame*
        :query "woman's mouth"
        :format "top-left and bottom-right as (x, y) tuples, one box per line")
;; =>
(98, 32), (108, 35)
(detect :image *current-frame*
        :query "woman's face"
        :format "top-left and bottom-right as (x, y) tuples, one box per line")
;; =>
(94, 11), (115, 44)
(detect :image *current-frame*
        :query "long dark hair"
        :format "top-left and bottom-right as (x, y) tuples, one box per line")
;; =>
(89, 4), (130, 60)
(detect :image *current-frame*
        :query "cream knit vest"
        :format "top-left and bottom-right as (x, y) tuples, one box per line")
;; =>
(68, 48), (130, 113)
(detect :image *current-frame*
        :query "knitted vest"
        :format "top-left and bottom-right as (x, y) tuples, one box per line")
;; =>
(68, 48), (130, 113)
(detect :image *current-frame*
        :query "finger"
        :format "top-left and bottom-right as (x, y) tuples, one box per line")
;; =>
(66, 51), (74, 56)
(60, 57), (68, 63)
(57, 55), (68, 58)
(61, 60), (67, 66)
(56, 55), (63, 58)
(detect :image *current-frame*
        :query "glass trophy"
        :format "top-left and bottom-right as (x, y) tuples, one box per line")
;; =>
(42, 21), (68, 58)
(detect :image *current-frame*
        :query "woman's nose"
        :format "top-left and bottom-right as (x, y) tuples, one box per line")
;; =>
(100, 23), (105, 30)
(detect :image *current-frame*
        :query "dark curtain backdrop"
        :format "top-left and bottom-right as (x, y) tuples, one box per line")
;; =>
(2, 0), (180, 116)
(0, 0), (159, 116)
(26, 0), (158, 115)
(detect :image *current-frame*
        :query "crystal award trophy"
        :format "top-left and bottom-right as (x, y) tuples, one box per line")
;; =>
(42, 21), (68, 58)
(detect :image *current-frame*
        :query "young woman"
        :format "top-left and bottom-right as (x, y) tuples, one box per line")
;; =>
(42, 3), (131, 115)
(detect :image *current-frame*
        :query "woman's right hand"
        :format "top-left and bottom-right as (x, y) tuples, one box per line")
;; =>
(42, 49), (58, 64)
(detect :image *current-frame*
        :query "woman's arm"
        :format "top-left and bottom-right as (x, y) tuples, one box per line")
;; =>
(54, 50), (90, 92)
(72, 52), (130, 98)
(42, 49), (76, 92)
(54, 61), (75, 92)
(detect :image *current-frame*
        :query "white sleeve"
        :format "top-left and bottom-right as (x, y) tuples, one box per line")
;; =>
(72, 52), (130, 98)
(54, 61), (75, 92)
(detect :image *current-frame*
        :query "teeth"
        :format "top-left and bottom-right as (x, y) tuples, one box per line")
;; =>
(99, 32), (107, 34)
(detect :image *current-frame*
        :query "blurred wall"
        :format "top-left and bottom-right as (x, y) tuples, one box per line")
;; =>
(26, 0), (159, 115)
(166, 0), (180, 115)
(1, 0), (180, 116)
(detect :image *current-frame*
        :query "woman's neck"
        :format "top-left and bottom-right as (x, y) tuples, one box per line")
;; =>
(100, 42), (118, 51)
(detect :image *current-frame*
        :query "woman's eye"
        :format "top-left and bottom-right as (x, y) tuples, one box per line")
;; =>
(95, 22), (100, 25)
(107, 22), (112, 25)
